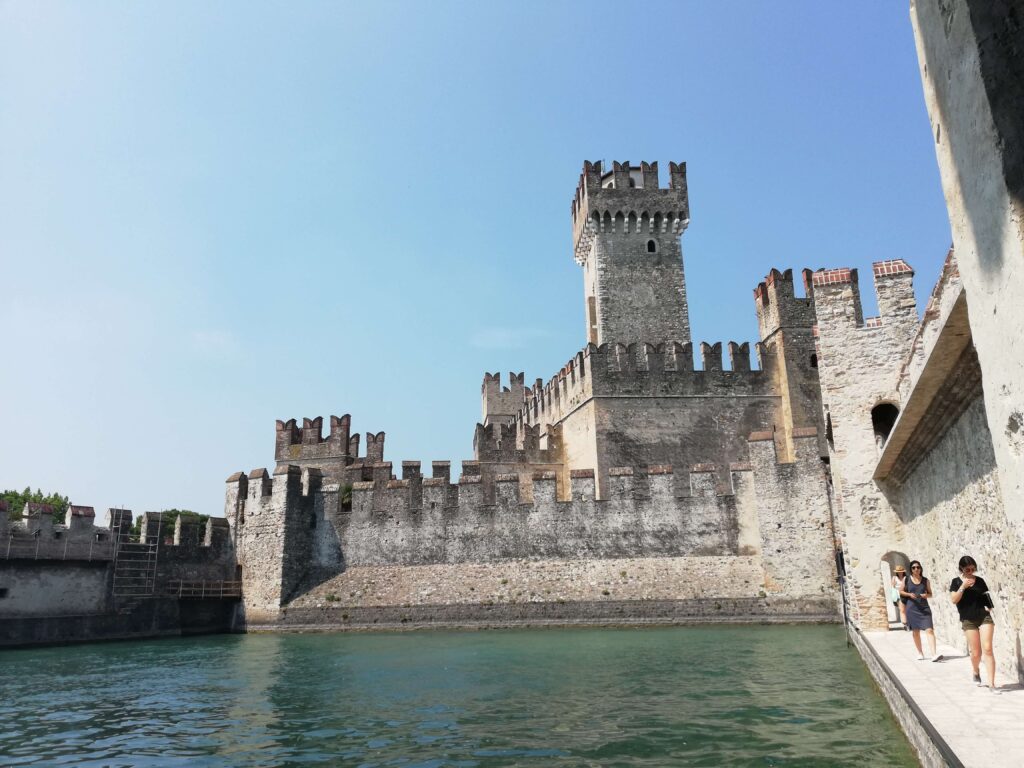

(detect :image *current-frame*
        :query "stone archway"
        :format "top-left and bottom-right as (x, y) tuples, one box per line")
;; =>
(879, 551), (910, 626)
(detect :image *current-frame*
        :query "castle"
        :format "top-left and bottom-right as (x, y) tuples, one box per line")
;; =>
(3, 9), (1021, 753)
(224, 141), (1024, 686)
(7, 150), (1015, 688)
(226, 161), (843, 626)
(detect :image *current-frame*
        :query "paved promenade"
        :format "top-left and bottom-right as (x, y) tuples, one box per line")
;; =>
(863, 630), (1024, 768)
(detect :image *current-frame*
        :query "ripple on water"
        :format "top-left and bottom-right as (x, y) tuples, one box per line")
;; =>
(0, 626), (916, 767)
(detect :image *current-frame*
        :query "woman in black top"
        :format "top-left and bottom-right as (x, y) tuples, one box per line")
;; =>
(950, 555), (997, 691)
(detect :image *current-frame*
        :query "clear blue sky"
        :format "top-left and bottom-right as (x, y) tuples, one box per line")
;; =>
(0, 2), (950, 517)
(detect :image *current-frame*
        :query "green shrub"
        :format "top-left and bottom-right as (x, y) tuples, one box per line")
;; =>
(2, 488), (69, 521)
(130, 509), (209, 539)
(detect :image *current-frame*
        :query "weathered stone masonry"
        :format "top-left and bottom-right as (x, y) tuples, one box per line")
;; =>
(812, 260), (920, 630)
(227, 431), (837, 625)
(0, 502), (237, 647)
(816, 245), (1024, 683)
(224, 160), (841, 630)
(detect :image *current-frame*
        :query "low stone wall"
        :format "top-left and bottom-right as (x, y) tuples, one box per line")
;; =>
(265, 597), (839, 633)
(291, 556), (766, 607)
(0, 598), (237, 649)
(0, 561), (110, 617)
(248, 556), (839, 631)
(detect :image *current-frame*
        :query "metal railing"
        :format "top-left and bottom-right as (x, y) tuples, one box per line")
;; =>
(1, 535), (115, 562)
(164, 580), (242, 599)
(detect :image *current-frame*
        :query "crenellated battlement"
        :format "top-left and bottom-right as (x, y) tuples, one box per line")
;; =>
(2, 504), (122, 560)
(473, 421), (561, 465)
(513, 340), (770, 430)
(226, 429), (831, 575)
(276, 414), (352, 456)
(350, 462), (748, 516)
(572, 160), (690, 266)
(754, 267), (817, 340)
(274, 413), (386, 482)
(812, 260), (917, 341)
(134, 511), (232, 551)
(481, 371), (526, 427)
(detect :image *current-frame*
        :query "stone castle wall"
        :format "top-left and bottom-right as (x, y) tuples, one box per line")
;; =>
(0, 503), (237, 646)
(890, 395), (1023, 682)
(227, 431), (839, 623)
(491, 257), (824, 502)
(816, 244), (1024, 681)
(812, 260), (920, 629)
(911, 0), (1024, 535)
(268, 556), (837, 632)
(754, 268), (825, 458)
(508, 340), (790, 498)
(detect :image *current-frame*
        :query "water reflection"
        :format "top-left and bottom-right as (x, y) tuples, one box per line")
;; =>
(0, 626), (916, 767)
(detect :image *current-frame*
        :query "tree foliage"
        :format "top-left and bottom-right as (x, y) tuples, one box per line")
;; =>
(2, 488), (70, 521)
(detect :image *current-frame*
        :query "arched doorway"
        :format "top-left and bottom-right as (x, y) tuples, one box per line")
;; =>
(879, 551), (910, 626)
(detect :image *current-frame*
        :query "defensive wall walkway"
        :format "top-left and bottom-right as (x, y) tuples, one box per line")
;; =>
(851, 628), (1023, 768)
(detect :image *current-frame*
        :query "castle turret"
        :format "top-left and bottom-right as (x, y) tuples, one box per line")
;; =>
(272, 413), (386, 484)
(753, 268), (824, 459)
(811, 259), (919, 630)
(481, 371), (526, 427)
(571, 161), (691, 346)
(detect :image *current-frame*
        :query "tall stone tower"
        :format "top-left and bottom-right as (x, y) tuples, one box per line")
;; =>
(571, 161), (691, 345)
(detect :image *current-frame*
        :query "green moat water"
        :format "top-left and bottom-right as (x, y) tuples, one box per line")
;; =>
(0, 625), (916, 767)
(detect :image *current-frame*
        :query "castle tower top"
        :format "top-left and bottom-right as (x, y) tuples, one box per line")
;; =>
(572, 161), (690, 267)
(571, 160), (692, 346)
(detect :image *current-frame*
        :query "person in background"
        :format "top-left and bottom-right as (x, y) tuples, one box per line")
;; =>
(891, 564), (908, 629)
(900, 560), (941, 661)
(950, 555), (998, 692)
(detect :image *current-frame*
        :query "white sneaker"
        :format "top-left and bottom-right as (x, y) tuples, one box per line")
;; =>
(990, 686), (1002, 695)
(917, 654), (927, 660)
(931, 654), (943, 662)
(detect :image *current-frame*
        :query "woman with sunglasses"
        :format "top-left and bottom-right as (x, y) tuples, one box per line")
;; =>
(902, 561), (941, 661)
(950, 555), (998, 691)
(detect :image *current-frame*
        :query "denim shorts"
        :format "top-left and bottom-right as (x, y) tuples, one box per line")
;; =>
(961, 615), (994, 631)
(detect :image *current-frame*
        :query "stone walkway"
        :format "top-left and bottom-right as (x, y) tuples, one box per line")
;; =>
(863, 630), (1024, 767)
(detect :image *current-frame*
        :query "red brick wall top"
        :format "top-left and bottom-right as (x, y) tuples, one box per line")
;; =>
(872, 259), (914, 277)
(812, 268), (855, 286)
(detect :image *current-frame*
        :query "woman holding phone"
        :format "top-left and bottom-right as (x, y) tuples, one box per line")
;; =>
(950, 555), (998, 691)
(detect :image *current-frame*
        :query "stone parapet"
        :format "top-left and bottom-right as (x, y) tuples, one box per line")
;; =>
(228, 431), (838, 620)
(515, 340), (772, 432)
(571, 160), (689, 267)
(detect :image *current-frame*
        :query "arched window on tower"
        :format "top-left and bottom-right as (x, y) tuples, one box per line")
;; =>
(647, 240), (657, 253)
(871, 403), (900, 450)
